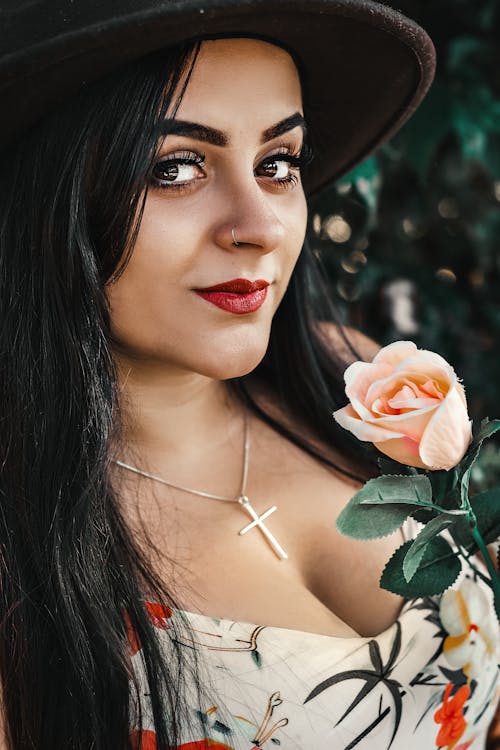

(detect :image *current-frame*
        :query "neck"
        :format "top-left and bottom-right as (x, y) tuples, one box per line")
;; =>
(112, 352), (245, 469)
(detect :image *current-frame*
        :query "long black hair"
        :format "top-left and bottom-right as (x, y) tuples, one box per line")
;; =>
(0, 38), (375, 749)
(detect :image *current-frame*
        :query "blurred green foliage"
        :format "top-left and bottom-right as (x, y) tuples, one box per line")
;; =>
(310, 0), (500, 490)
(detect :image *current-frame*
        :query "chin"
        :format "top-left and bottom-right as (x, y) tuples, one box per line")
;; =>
(190, 322), (271, 379)
(196, 343), (268, 381)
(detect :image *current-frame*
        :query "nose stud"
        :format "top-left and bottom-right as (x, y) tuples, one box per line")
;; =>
(231, 227), (240, 247)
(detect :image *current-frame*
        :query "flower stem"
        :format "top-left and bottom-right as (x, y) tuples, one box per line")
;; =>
(470, 525), (500, 611)
(457, 545), (491, 587)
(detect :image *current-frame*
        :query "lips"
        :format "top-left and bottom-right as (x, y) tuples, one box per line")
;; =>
(194, 277), (270, 314)
(196, 278), (269, 294)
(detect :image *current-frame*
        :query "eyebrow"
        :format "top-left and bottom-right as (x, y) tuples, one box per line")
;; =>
(159, 112), (306, 147)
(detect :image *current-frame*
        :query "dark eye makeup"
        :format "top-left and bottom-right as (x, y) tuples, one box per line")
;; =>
(150, 142), (314, 192)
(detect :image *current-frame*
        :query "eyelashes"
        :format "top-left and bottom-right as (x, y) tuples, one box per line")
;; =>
(151, 150), (204, 190)
(150, 142), (314, 192)
(258, 143), (314, 189)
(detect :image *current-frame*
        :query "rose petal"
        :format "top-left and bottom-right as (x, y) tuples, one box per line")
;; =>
(344, 360), (393, 421)
(372, 396), (398, 416)
(365, 370), (448, 410)
(420, 379), (445, 399)
(418, 386), (472, 470)
(336, 341), (472, 472)
(344, 362), (391, 418)
(386, 394), (441, 410)
(333, 404), (404, 442)
(373, 435), (428, 468)
(393, 348), (456, 374)
(372, 385), (436, 415)
(364, 405), (437, 443)
(372, 340), (418, 367)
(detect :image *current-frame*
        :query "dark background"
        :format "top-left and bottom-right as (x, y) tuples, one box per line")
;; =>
(310, 0), (500, 491)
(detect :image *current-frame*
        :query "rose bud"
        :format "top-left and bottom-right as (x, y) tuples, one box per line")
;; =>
(333, 340), (472, 470)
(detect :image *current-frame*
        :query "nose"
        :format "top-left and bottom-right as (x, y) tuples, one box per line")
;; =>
(213, 177), (287, 254)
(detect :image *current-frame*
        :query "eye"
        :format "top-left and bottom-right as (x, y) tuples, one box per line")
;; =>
(151, 151), (205, 190)
(258, 158), (293, 180)
(256, 145), (313, 189)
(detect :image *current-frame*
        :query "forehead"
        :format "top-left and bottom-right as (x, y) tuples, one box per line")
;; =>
(173, 37), (303, 127)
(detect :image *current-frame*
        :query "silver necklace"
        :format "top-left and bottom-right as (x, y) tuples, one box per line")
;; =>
(112, 413), (288, 560)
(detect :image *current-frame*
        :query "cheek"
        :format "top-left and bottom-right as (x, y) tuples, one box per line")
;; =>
(105, 206), (191, 345)
(110, 197), (200, 307)
(279, 196), (308, 283)
(132, 198), (195, 273)
(292, 189), (308, 246)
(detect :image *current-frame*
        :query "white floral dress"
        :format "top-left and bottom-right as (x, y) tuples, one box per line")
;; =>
(128, 522), (500, 750)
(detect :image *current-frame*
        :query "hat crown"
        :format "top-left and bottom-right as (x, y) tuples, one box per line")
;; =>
(0, 0), (436, 193)
(1, 0), (186, 56)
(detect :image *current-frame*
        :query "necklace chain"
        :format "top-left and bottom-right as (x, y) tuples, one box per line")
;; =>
(111, 412), (288, 560)
(112, 412), (249, 503)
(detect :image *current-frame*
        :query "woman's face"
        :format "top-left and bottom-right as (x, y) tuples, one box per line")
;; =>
(106, 38), (308, 380)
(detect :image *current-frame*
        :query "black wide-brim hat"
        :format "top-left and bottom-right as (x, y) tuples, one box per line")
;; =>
(1, 0), (435, 194)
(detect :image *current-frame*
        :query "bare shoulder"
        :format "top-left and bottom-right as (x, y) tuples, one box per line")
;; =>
(317, 321), (380, 364)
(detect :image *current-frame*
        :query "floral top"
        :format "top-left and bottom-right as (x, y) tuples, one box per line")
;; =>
(128, 522), (500, 750)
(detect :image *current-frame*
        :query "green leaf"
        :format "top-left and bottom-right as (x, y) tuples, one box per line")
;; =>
(428, 469), (458, 504)
(440, 485), (500, 554)
(380, 537), (461, 598)
(457, 419), (500, 503)
(357, 474), (433, 507)
(402, 516), (456, 583)
(336, 475), (433, 540)
(459, 440), (481, 481)
(475, 418), (500, 444)
(470, 487), (500, 545)
(464, 419), (500, 469)
(449, 516), (476, 551)
(411, 507), (439, 524)
(336, 500), (411, 540)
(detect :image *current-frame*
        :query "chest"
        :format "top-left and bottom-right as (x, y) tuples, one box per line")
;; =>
(120, 416), (405, 637)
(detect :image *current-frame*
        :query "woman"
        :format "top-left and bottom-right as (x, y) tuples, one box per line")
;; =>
(1, 1), (498, 748)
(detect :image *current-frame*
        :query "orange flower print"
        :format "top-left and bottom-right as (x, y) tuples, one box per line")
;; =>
(177, 742), (235, 749)
(123, 603), (173, 656)
(129, 732), (234, 749)
(123, 609), (142, 656)
(434, 682), (470, 748)
(130, 730), (157, 750)
(144, 601), (173, 630)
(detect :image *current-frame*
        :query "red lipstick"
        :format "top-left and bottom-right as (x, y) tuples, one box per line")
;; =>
(195, 278), (269, 314)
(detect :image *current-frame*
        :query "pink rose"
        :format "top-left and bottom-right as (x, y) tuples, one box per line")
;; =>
(333, 340), (472, 470)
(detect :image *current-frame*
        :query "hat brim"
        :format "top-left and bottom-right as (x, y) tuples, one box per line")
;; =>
(0, 0), (435, 193)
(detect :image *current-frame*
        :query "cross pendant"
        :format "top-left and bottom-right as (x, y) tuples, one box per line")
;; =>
(237, 495), (288, 560)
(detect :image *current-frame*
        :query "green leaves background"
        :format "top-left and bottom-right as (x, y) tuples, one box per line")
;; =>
(310, 0), (500, 483)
